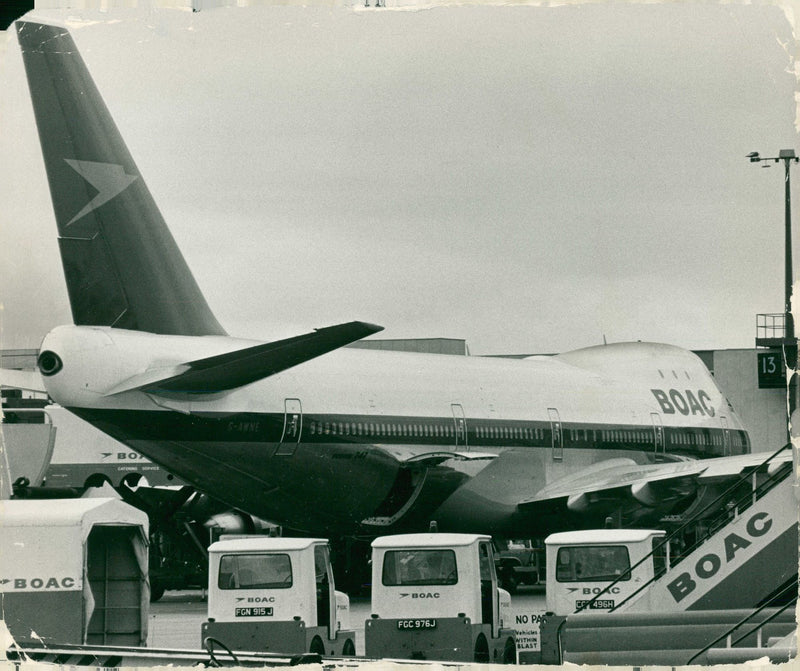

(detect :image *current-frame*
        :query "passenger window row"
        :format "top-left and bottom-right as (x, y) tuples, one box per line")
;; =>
(300, 416), (736, 453)
(307, 421), (456, 439)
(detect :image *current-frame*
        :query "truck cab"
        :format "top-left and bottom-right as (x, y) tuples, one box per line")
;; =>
(545, 529), (667, 614)
(365, 533), (517, 663)
(201, 537), (355, 656)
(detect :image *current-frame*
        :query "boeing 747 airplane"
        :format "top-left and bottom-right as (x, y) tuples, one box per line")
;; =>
(9, 21), (782, 543)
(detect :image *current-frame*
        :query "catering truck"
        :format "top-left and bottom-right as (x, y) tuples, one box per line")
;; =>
(201, 537), (356, 656)
(365, 533), (517, 663)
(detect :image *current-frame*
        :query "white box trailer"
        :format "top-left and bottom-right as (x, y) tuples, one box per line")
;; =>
(201, 537), (355, 656)
(365, 533), (517, 663)
(0, 498), (149, 646)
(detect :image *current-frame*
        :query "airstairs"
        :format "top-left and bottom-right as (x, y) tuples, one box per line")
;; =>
(607, 444), (797, 612)
(537, 445), (798, 666)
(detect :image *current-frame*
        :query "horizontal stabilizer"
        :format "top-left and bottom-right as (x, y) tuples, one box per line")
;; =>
(0, 369), (46, 393)
(110, 321), (383, 395)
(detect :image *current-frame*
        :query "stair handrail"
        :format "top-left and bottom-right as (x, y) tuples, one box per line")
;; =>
(574, 443), (792, 613)
(685, 582), (798, 664)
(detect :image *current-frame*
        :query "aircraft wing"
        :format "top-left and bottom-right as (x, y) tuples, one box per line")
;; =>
(105, 321), (383, 395)
(518, 450), (793, 514)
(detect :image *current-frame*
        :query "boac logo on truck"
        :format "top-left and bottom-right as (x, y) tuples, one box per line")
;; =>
(567, 586), (620, 595)
(666, 511), (772, 603)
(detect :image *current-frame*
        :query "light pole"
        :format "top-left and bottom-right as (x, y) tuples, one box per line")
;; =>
(748, 150), (797, 340)
(748, 149), (798, 440)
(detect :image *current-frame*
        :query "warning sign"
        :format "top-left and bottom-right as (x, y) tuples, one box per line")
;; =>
(509, 609), (545, 652)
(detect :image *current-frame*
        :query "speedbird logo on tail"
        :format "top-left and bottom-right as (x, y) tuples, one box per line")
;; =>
(64, 159), (138, 225)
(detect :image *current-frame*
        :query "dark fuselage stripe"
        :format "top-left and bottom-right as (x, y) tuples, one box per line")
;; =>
(70, 408), (749, 459)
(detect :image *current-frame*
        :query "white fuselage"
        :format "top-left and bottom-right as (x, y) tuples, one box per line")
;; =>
(37, 325), (749, 535)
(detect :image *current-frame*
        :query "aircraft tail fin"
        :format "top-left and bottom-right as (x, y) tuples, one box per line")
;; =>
(16, 21), (225, 336)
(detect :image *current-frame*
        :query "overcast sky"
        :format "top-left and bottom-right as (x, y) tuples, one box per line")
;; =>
(1, 1), (798, 355)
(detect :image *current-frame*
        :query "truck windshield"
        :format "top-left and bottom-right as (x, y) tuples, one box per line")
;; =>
(219, 553), (293, 589)
(556, 545), (630, 582)
(382, 549), (457, 586)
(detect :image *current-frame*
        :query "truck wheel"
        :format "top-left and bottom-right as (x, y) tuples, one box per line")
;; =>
(474, 634), (489, 663)
(503, 638), (516, 664)
(500, 572), (518, 594)
(342, 639), (355, 656)
(309, 636), (325, 655)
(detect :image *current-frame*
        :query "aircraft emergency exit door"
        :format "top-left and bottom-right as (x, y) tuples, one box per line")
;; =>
(275, 398), (303, 456)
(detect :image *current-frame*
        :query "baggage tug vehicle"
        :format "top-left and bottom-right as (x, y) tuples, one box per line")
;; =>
(545, 528), (667, 614)
(201, 538), (356, 656)
(365, 533), (517, 663)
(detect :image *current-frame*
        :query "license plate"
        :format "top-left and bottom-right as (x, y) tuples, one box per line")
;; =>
(575, 600), (614, 609)
(397, 619), (437, 630)
(235, 607), (273, 617)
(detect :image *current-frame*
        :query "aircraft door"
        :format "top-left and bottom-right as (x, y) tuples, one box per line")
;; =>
(720, 415), (731, 456)
(651, 413), (665, 457)
(451, 403), (468, 450)
(547, 408), (563, 461)
(275, 398), (303, 456)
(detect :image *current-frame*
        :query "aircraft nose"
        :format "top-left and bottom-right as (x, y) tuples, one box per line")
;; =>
(37, 350), (63, 376)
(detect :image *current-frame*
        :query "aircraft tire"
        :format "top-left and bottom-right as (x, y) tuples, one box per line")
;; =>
(150, 582), (166, 602)
(500, 571), (518, 594)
